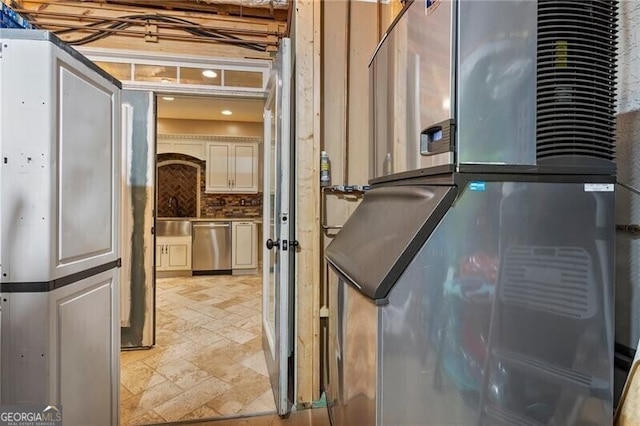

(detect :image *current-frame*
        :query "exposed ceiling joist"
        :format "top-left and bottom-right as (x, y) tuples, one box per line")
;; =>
(29, 21), (279, 47)
(13, 8), (285, 36)
(10, 0), (289, 53)
(19, 0), (289, 20)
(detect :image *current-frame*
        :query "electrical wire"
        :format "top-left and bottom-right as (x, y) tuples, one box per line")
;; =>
(58, 14), (267, 51)
(616, 180), (640, 235)
(617, 180), (640, 197)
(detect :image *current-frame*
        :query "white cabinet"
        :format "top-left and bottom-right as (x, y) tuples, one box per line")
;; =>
(206, 142), (259, 193)
(232, 221), (258, 270)
(157, 137), (205, 160)
(156, 236), (192, 271)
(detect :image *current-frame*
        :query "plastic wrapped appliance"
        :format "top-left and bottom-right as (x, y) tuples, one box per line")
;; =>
(326, 1), (618, 425)
(0, 30), (121, 425)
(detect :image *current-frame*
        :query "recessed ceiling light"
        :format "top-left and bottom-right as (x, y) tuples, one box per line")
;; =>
(202, 70), (218, 79)
(162, 96), (175, 101)
(221, 110), (233, 116)
(161, 78), (171, 84)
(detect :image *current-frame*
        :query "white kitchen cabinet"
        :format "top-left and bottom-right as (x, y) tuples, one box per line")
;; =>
(232, 221), (258, 270)
(156, 236), (192, 271)
(206, 142), (259, 193)
(157, 137), (206, 160)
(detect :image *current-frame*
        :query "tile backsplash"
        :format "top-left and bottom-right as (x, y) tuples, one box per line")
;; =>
(157, 162), (198, 218)
(158, 153), (262, 219)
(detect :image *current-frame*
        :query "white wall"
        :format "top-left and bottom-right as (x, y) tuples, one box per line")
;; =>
(157, 118), (263, 137)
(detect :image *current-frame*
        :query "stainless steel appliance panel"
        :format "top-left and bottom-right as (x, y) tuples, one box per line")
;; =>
(326, 185), (455, 300)
(156, 219), (192, 237)
(457, 0), (537, 165)
(370, 0), (454, 180)
(615, 111), (640, 350)
(380, 181), (614, 425)
(192, 222), (231, 271)
(327, 273), (378, 426)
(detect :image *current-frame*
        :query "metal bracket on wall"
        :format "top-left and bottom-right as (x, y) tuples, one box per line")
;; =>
(321, 185), (368, 232)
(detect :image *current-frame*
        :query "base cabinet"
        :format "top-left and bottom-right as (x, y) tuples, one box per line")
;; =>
(232, 222), (258, 270)
(156, 236), (192, 271)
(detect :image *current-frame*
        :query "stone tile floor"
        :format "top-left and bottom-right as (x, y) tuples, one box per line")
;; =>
(157, 408), (331, 426)
(121, 274), (276, 425)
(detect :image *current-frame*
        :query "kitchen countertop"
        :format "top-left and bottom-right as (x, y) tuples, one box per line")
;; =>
(159, 217), (262, 224)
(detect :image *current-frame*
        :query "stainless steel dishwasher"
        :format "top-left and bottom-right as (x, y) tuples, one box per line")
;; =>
(192, 221), (231, 273)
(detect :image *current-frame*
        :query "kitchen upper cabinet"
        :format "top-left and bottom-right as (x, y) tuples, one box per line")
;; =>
(232, 221), (258, 270)
(206, 142), (259, 193)
(156, 236), (192, 271)
(157, 136), (206, 160)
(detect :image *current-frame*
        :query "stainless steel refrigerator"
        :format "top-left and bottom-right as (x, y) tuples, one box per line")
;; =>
(325, 1), (618, 425)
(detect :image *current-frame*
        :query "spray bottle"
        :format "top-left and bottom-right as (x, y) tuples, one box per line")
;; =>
(320, 151), (331, 187)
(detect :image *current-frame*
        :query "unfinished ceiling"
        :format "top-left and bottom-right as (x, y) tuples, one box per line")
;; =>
(7, 0), (289, 58)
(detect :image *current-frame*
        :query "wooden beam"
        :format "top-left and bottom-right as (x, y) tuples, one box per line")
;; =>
(294, 0), (321, 406)
(21, 0), (287, 26)
(14, 8), (286, 37)
(34, 21), (277, 48)
(103, 0), (290, 20)
(80, 33), (274, 58)
(20, 0), (288, 21)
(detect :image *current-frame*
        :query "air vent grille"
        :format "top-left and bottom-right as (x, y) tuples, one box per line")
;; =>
(500, 246), (596, 319)
(536, 0), (618, 162)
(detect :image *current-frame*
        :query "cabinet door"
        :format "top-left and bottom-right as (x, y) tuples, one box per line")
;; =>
(156, 244), (166, 271)
(164, 236), (192, 271)
(166, 243), (190, 270)
(231, 143), (258, 193)
(232, 222), (257, 269)
(206, 143), (231, 192)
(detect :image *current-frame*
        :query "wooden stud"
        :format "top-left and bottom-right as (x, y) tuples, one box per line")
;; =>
(294, 0), (321, 405)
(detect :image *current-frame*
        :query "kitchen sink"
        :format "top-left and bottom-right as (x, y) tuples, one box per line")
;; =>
(156, 219), (192, 237)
